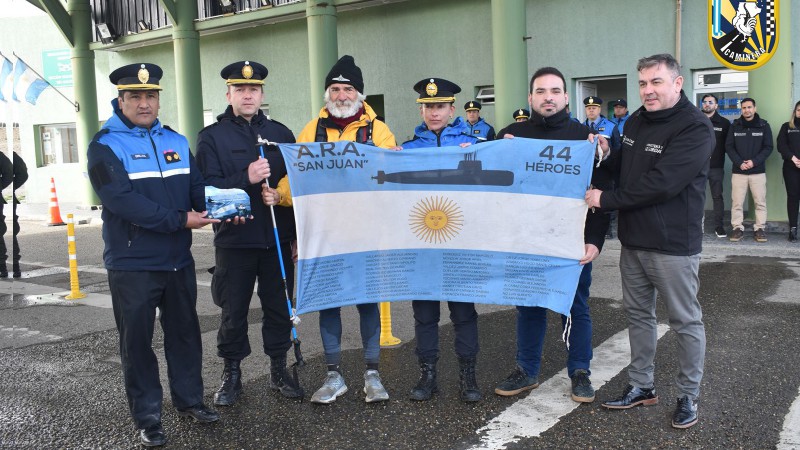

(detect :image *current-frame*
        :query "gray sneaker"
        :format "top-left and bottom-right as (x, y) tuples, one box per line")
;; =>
(363, 370), (389, 403)
(310, 371), (348, 404)
(570, 369), (595, 403)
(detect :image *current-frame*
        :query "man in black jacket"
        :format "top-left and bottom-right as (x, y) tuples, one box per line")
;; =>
(700, 94), (731, 238)
(493, 66), (612, 404)
(586, 53), (712, 429)
(196, 60), (303, 407)
(725, 97), (773, 243)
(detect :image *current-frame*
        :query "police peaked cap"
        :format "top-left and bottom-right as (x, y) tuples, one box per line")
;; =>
(220, 60), (268, 85)
(583, 96), (603, 107)
(610, 98), (628, 107)
(110, 63), (163, 91)
(325, 55), (364, 93)
(464, 100), (481, 111)
(513, 108), (530, 120)
(414, 78), (461, 104)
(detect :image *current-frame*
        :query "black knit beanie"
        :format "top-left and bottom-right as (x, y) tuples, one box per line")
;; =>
(324, 55), (364, 93)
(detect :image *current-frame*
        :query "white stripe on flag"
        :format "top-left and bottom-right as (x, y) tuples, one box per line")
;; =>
(294, 190), (586, 261)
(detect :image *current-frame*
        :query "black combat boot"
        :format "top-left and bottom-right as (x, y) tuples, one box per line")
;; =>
(214, 359), (242, 406)
(458, 357), (481, 402)
(410, 359), (438, 401)
(789, 227), (797, 243)
(270, 356), (304, 398)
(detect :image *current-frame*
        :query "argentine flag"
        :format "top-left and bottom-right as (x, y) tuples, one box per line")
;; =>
(0, 56), (13, 102)
(12, 59), (49, 105)
(279, 138), (597, 316)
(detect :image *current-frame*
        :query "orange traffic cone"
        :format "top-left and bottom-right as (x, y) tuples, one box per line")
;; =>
(47, 177), (66, 226)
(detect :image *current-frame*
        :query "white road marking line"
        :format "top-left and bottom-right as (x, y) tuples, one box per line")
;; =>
(472, 324), (670, 450)
(777, 383), (800, 449)
(0, 326), (63, 341)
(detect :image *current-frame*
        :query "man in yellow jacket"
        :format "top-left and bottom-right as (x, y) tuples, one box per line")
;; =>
(263, 55), (396, 404)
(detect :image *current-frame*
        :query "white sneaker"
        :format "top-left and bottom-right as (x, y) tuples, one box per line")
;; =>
(364, 370), (389, 403)
(310, 371), (348, 404)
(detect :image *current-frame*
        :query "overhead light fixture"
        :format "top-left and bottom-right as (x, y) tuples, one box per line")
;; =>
(137, 20), (151, 32)
(218, 0), (237, 14)
(96, 23), (117, 44)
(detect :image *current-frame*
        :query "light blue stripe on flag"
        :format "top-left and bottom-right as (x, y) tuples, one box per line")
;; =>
(12, 59), (49, 105)
(280, 139), (596, 316)
(0, 56), (13, 102)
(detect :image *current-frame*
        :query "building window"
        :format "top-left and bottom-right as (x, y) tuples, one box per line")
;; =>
(39, 124), (78, 166)
(475, 86), (495, 105)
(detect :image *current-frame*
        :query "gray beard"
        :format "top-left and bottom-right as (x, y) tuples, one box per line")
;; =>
(327, 99), (362, 119)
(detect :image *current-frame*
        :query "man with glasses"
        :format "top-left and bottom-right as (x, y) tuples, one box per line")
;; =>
(700, 94), (731, 238)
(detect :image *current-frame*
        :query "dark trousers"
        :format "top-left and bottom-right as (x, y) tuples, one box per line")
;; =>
(708, 167), (725, 229)
(516, 262), (593, 378)
(784, 162), (800, 228)
(212, 246), (293, 360)
(413, 300), (479, 361)
(0, 203), (20, 271)
(108, 265), (204, 429)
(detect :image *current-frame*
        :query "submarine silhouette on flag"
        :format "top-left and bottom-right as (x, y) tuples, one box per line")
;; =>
(373, 153), (514, 186)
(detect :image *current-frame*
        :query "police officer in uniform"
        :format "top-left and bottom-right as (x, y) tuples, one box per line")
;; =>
(401, 78), (481, 403)
(513, 108), (530, 123)
(609, 98), (630, 134)
(196, 61), (303, 407)
(87, 63), (219, 447)
(583, 96), (621, 151)
(463, 100), (496, 142)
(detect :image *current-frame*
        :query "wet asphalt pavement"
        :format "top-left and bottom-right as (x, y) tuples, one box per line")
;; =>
(1, 215), (800, 449)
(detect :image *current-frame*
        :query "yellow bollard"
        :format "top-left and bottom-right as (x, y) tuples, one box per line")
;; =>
(64, 214), (87, 300)
(379, 302), (401, 347)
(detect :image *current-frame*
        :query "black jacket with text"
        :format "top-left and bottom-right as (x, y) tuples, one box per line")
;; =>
(725, 113), (773, 174)
(708, 111), (730, 169)
(600, 92), (713, 256)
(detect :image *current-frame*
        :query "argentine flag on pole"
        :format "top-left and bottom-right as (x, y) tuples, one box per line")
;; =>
(279, 138), (596, 316)
(12, 59), (49, 105)
(0, 56), (13, 102)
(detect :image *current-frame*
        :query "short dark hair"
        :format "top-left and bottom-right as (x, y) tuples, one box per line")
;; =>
(701, 94), (718, 103)
(530, 67), (567, 94)
(637, 53), (681, 80)
(741, 97), (756, 107)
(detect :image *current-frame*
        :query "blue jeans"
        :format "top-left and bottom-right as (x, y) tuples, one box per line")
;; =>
(516, 262), (593, 378)
(318, 303), (380, 365)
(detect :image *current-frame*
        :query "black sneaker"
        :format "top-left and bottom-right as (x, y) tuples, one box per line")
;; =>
(714, 227), (727, 238)
(729, 228), (744, 242)
(570, 369), (595, 403)
(672, 395), (698, 429)
(494, 366), (538, 396)
(602, 384), (658, 409)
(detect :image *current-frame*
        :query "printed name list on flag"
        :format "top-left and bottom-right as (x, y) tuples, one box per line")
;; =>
(279, 138), (595, 316)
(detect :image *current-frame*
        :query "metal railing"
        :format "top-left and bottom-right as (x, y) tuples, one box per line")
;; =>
(92, 0), (305, 42)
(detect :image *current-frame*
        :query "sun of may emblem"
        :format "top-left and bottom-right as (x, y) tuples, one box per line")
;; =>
(409, 196), (463, 244)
